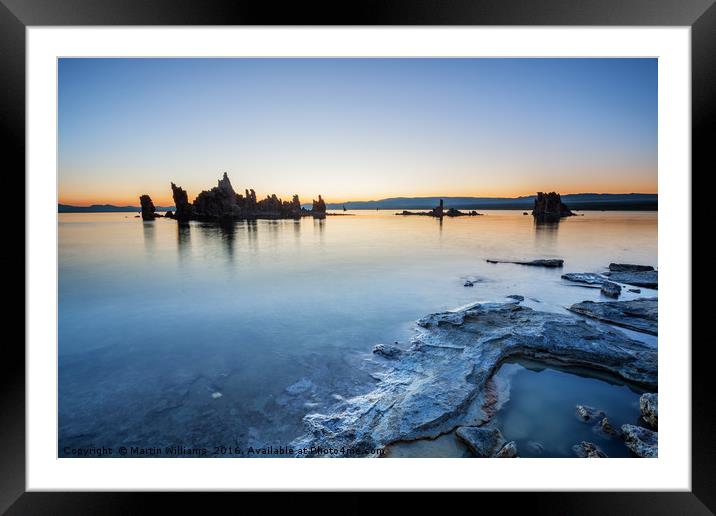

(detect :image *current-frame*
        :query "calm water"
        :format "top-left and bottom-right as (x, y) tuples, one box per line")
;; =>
(58, 210), (657, 457)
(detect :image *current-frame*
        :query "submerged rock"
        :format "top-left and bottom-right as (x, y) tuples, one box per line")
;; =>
(640, 393), (658, 430)
(561, 272), (606, 285)
(455, 426), (506, 457)
(372, 344), (403, 359)
(486, 259), (564, 268)
(621, 424), (658, 457)
(575, 404), (606, 423)
(600, 281), (622, 298)
(494, 441), (518, 458)
(595, 417), (620, 437)
(573, 441), (607, 458)
(603, 270), (658, 289)
(609, 263), (655, 272)
(286, 378), (315, 396)
(139, 194), (156, 220)
(568, 298), (657, 335)
(292, 301), (657, 456)
(532, 192), (574, 222)
(464, 280), (474, 287)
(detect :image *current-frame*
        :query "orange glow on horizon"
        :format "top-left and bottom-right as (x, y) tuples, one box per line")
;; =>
(59, 187), (658, 208)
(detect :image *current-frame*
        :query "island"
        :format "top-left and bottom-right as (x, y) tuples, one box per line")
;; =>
(396, 199), (482, 218)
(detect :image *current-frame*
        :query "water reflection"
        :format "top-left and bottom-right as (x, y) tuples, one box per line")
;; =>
(176, 223), (191, 263)
(533, 220), (559, 249)
(313, 218), (325, 240)
(218, 222), (236, 263)
(244, 220), (258, 251)
(142, 221), (155, 254)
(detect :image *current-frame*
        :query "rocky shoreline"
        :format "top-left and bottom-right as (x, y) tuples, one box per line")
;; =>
(291, 292), (658, 458)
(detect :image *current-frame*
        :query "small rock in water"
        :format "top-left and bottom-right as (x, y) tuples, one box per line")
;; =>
(595, 417), (620, 437)
(211, 392), (223, 399)
(573, 441), (608, 458)
(494, 441), (518, 458)
(464, 280), (474, 287)
(621, 424), (658, 457)
(455, 426), (507, 457)
(568, 298), (657, 335)
(561, 272), (606, 285)
(372, 344), (403, 359)
(285, 378), (314, 395)
(604, 270), (658, 289)
(575, 404), (606, 422)
(600, 280), (622, 298)
(639, 393), (658, 430)
(609, 263), (654, 272)
(487, 258), (564, 268)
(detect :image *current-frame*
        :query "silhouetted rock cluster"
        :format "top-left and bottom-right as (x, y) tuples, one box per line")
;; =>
(158, 172), (325, 222)
(139, 194), (156, 220)
(397, 199), (482, 218)
(532, 192), (574, 222)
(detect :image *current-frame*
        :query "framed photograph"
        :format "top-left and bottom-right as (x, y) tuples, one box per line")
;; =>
(6, 0), (711, 510)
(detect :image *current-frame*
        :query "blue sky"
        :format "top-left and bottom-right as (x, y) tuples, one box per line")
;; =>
(58, 58), (657, 205)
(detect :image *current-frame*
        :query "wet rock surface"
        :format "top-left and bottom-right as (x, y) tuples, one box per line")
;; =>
(561, 272), (606, 285)
(568, 298), (657, 335)
(621, 424), (658, 457)
(486, 259), (564, 268)
(600, 281), (622, 298)
(640, 393), (658, 430)
(455, 426), (507, 457)
(372, 344), (403, 359)
(575, 404), (606, 422)
(609, 263), (654, 272)
(494, 441), (518, 458)
(573, 441), (608, 458)
(595, 417), (620, 437)
(292, 301), (657, 456)
(603, 270), (658, 289)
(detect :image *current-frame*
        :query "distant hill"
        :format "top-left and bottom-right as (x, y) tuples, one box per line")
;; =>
(59, 204), (175, 213)
(325, 193), (657, 211)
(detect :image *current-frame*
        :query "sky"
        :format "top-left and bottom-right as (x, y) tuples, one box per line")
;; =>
(58, 58), (657, 206)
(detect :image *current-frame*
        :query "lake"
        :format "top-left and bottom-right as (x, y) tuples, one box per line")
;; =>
(58, 210), (657, 457)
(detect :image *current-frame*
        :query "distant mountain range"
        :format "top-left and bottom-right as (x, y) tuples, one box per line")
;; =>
(59, 193), (657, 213)
(324, 193), (657, 211)
(58, 204), (175, 213)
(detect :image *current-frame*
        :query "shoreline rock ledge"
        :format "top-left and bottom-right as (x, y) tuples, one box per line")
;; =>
(291, 299), (657, 457)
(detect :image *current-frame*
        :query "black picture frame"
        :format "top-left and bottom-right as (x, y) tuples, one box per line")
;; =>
(4, 0), (710, 512)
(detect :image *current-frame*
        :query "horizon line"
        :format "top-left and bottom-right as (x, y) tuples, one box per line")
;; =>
(59, 191), (659, 208)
